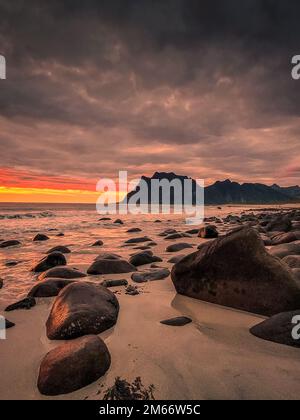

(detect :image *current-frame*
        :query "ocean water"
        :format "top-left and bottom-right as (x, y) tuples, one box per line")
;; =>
(0, 202), (298, 304)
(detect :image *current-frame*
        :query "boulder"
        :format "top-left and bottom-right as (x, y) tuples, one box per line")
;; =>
(125, 236), (152, 244)
(0, 240), (21, 248)
(113, 219), (124, 224)
(87, 258), (136, 275)
(186, 229), (199, 235)
(92, 240), (104, 247)
(250, 310), (300, 348)
(95, 252), (121, 261)
(168, 255), (185, 264)
(101, 279), (128, 288)
(131, 268), (170, 283)
(282, 255), (300, 269)
(46, 282), (119, 340)
(269, 242), (300, 259)
(28, 279), (75, 298)
(129, 251), (162, 267)
(127, 228), (142, 233)
(160, 316), (192, 326)
(46, 246), (71, 254)
(266, 215), (292, 233)
(166, 243), (194, 253)
(33, 234), (50, 242)
(271, 231), (300, 245)
(38, 266), (86, 281)
(37, 335), (111, 396)
(5, 297), (36, 312)
(198, 225), (219, 239)
(171, 227), (300, 316)
(31, 252), (67, 273)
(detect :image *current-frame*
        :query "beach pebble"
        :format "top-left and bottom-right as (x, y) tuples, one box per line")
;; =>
(46, 282), (119, 340)
(167, 255), (185, 264)
(160, 316), (192, 326)
(5, 297), (36, 312)
(113, 219), (124, 224)
(126, 228), (142, 233)
(125, 285), (140, 295)
(33, 234), (50, 242)
(38, 335), (111, 396)
(99, 217), (111, 221)
(56, 233), (65, 237)
(166, 243), (194, 252)
(38, 266), (87, 281)
(31, 252), (67, 273)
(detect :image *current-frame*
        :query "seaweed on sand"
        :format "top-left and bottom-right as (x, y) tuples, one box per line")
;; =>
(103, 377), (155, 400)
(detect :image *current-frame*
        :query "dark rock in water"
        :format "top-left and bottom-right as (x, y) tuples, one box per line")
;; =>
(46, 282), (119, 340)
(127, 228), (142, 233)
(99, 217), (111, 221)
(271, 231), (300, 245)
(168, 255), (185, 264)
(92, 240), (104, 247)
(131, 268), (170, 283)
(198, 225), (219, 239)
(114, 219), (124, 224)
(5, 297), (36, 312)
(28, 279), (75, 298)
(250, 310), (300, 348)
(266, 215), (292, 233)
(166, 243), (194, 253)
(0, 240), (21, 248)
(129, 251), (162, 267)
(5, 319), (15, 329)
(33, 234), (50, 242)
(158, 229), (177, 237)
(132, 246), (151, 251)
(56, 233), (65, 237)
(160, 316), (192, 326)
(269, 242), (300, 259)
(37, 335), (111, 396)
(186, 229), (199, 235)
(125, 285), (140, 295)
(46, 246), (71, 254)
(5, 260), (20, 267)
(101, 279), (128, 288)
(125, 236), (152, 244)
(95, 252), (121, 261)
(31, 252), (67, 273)
(38, 266), (87, 280)
(0, 278), (3, 289)
(87, 257), (137, 275)
(283, 255), (300, 269)
(171, 227), (300, 316)
(164, 233), (185, 240)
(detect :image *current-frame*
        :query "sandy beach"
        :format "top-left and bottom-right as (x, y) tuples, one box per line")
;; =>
(1, 204), (300, 400)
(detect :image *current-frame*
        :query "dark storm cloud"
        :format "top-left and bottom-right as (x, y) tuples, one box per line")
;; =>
(0, 0), (300, 187)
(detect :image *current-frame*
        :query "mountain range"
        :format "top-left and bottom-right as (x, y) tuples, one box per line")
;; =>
(124, 172), (300, 205)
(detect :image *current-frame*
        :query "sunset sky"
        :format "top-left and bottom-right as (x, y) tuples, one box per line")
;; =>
(0, 0), (300, 202)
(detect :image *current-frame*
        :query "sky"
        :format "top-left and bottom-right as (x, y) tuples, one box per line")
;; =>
(0, 0), (300, 202)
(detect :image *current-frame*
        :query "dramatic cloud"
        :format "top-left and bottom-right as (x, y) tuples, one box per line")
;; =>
(0, 0), (300, 193)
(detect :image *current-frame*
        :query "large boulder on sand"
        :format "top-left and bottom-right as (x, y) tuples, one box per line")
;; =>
(198, 225), (219, 239)
(38, 335), (111, 395)
(87, 257), (136, 275)
(129, 251), (162, 267)
(28, 279), (75, 298)
(46, 282), (119, 340)
(31, 252), (67, 273)
(38, 266), (86, 281)
(271, 231), (300, 245)
(171, 227), (300, 316)
(250, 310), (300, 348)
(269, 242), (300, 259)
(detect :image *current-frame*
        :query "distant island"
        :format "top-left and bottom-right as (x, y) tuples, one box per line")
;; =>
(124, 172), (300, 205)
